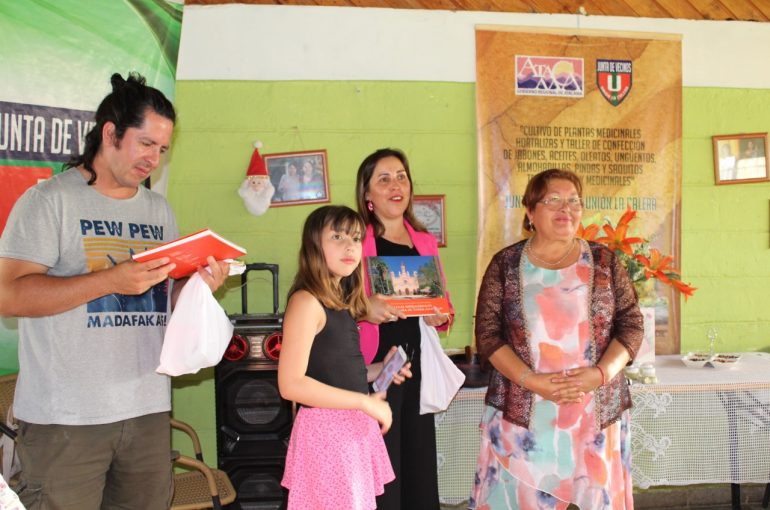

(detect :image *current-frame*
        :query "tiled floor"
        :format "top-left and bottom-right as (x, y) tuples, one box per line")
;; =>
(440, 483), (769, 509)
(634, 484), (767, 510)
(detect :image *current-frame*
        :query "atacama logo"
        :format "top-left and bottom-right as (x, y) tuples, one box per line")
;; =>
(515, 56), (584, 97)
(596, 59), (632, 106)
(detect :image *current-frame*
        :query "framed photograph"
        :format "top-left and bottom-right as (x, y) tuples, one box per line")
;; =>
(412, 194), (446, 247)
(265, 149), (330, 206)
(712, 132), (768, 185)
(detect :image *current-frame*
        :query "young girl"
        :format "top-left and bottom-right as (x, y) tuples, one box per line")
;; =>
(279, 205), (400, 510)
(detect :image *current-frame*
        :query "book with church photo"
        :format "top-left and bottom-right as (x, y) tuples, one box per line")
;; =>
(365, 255), (450, 317)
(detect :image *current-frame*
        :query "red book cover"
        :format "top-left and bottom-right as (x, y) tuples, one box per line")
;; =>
(365, 255), (450, 317)
(132, 228), (247, 279)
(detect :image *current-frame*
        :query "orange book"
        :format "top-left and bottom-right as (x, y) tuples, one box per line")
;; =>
(132, 228), (247, 279)
(365, 255), (450, 317)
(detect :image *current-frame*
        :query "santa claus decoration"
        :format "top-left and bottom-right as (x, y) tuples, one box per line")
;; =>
(238, 141), (275, 216)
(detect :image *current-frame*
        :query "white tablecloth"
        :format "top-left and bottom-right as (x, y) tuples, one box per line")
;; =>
(435, 387), (486, 505)
(434, 353), (770, 504)
(630, 353), (770, 488)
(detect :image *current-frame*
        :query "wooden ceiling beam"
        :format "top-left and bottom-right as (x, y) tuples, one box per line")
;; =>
(624, 0), (672, 19)
(450, 0), (503, 12)
(348, 0), (390, 7)
(717, 0), (768, 21)
(578, 0), (632, 17)
(183, 0), (770, 22)
(527, 0), (572, 15)
(478, 0), (536, 12)
(748, 0), (770, 20)
(686, 0), (739, 20)
(652, 0), (703, 20)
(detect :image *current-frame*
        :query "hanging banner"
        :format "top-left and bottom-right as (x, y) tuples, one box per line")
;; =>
(0, 0), (183, 372)
(475, 26), (682, 354)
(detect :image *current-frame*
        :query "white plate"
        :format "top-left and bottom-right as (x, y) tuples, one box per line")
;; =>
(713, 352), (742, 362)
(681, 353), (711, 368)
(711, 353), (741, 369)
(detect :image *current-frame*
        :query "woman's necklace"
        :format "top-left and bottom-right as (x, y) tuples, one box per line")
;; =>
(527, 238), (577, 267)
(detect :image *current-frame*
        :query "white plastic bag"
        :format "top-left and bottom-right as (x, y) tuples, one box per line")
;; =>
(157, 272), (234, 376)
(419, 317), (465, 414)
(0, 473), (24, 510)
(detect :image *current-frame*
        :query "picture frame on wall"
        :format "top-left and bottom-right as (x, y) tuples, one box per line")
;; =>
(712, 132), (768, 185)
(412, 194), (446, 247)
(265, 149), (330, 206)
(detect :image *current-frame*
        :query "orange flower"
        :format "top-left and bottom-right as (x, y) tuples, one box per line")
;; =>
(635, 248), (674, 284)
(581, 208), (696, 302)
(594, 208), (644, 255)
(577, 223), (600, 241)
(632, 241), (697, 301)
(671, 279), (697, 302)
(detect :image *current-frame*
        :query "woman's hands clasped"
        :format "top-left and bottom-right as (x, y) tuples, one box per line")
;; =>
(524, 367), (603, 405)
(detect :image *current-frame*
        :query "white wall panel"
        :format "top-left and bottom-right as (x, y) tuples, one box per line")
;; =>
(177, 4), (770, 88)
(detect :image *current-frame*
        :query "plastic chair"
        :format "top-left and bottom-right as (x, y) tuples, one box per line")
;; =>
(170, 418), (236, 510)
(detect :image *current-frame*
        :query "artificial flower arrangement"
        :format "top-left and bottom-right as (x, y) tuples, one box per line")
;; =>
(577, 208), (696, 302)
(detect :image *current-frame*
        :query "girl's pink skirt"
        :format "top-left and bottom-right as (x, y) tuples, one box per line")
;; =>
(281, 406), (395, 510)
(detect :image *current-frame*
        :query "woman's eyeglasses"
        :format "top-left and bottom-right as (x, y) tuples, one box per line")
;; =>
(539, 196), (583, 211)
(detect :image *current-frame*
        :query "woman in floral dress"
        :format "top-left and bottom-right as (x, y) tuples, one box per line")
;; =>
(470, 169), (643, 510)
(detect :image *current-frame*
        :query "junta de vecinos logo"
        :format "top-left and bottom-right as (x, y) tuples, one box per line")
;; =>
(515, 56), (584, 97)
(596, 59), (633, 106)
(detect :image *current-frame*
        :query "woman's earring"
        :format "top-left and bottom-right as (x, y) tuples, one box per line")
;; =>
(367, 200), (374, 212)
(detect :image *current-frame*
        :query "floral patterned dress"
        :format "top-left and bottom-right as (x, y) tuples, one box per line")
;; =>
(469, 245), (634, 510)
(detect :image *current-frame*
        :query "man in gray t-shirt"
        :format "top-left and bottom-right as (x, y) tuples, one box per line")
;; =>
(0, 73), (229, 510)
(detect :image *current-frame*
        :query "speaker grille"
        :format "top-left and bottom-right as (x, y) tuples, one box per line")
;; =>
(233, 379), (283, 425)
(216, 361), (292, 508)
(220, 458), (287, 510)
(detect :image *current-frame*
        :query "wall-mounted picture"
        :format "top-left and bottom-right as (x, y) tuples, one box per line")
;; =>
(265, 149), (330, 206)
(412, 194), (446, 247)
(712, 132), (768, 185)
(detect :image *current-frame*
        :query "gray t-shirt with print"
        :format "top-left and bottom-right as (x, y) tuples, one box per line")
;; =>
(0, 169), (179, 425)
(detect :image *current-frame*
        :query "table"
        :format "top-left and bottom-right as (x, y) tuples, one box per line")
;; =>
(434, 387), (486, 505)
(630, 353), (770, 509)
(434, 353), (770, 507)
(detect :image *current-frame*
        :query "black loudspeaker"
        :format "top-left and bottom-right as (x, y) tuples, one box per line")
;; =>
(217, 263), (291, 509)
(215, 362), (293, 459)
(220, 457), (288, 510)
(216, 361), (292, 509)
(215, 361), (292, 507)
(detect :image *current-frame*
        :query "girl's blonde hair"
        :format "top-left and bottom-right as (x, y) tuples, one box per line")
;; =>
(289, 205), (369, 319)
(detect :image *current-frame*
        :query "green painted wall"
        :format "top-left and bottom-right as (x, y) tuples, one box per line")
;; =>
(680, 88), (770, 354)
(168, 81), (770, 461)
